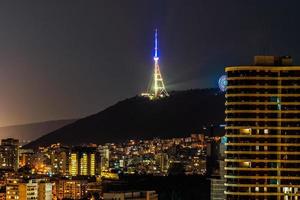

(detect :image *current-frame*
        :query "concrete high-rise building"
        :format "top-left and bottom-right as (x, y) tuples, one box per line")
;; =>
(99, 145), (110, 172)
(19, 148), (34, 168)
(50, 144), (69, 176)
(225, 56), (300, 199)
(0, 138), (19, 171)
(156, 153), (169, 174)
(70, 152), (78, 176)
(69, 147), (99, 176)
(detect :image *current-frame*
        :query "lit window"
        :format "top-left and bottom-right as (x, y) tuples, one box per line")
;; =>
(240, 128), (251, 135)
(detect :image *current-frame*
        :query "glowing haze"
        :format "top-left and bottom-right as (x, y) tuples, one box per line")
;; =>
(0, 0), (300, 126)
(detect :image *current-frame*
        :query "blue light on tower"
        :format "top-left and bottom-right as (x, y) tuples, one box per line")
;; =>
(153, 29), (159, 61)
(218, 75), (228, 92)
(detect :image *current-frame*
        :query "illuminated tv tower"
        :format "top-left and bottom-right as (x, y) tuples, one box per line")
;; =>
(142, 29), (169, 99)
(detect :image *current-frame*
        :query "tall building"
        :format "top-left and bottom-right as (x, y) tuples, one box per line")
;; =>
(19, 148), (34, 168)
(225, 56), (300, 199)
(156, 153), (169, 174)
(0, 138), (19, 171)
(99, 145), (110, 172)
(50, 144), (69, 176)
(69, 147), (99, 176)
(70, 152), (78, 176)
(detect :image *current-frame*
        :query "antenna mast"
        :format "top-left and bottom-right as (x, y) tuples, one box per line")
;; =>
(141, 29), (169, 99)
(152, 29), (169, 98)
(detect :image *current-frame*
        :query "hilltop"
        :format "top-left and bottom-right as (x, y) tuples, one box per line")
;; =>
(26, 89), (225, 148)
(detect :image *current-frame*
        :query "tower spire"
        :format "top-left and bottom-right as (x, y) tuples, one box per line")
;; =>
(152, 29), (169, 98)
(141, 29), (169, 99)
(154, 28), (159, 61)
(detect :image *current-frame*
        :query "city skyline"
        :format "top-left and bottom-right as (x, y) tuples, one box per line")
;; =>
(1, 1), (300, 200)
(1, 1), (300, 126)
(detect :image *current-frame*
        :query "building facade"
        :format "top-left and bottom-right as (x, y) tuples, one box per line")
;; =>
(19, 180), (39, 200)
(0, 138), (19, 171)
(50, 144), (69, 176)
(103, 191), (158, 200)
(99, 145), (110, 173)
(54, 179), (87, 199)
(225, 56), (300, 199)
(211, 178), (226, 200)
(38, 182), (53, 200)
(6, 179), (20, 200)
(68, 147), (99, 176)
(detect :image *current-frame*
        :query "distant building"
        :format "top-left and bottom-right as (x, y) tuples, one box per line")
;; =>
(0, 138), (19, 171)
(211, 178), (225, 200)
(210, 136), (226, 200)
(225, 56), (300, 199)
(19, 148), (34, 168)
(156, 153), (169, 174)
(99, 145), (110, 172)
(69, 146), (99, 176)
(50, 144), (69, 176)
(0, 185), (5, 200)
(0, 192), (5, 200)
(5, 179), (52, 200)
(19, 179), (38, 200)
(54, 179), (87, 199)
(85, 182), (102, 199)
(103, 191), (158, 200)
(38, 182), (53, 200)
(6, 179), (20, 200)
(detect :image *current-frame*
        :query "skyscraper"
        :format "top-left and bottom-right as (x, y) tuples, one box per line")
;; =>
(225, 56), (300, 199)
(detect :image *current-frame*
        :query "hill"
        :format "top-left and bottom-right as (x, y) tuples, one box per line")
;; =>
(0, 119), (76, 145)
(26, 89), (225, 148)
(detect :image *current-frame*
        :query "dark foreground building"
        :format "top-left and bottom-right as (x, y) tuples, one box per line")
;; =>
(225, 56), (300, 199)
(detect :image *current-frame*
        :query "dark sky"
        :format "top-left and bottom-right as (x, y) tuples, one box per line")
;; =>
(0, 0), (299, 126)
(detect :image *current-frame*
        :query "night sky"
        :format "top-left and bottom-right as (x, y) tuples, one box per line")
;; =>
(0, 0), (300, 126)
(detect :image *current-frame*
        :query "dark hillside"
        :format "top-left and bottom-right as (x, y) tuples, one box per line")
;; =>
(26, 89), (224, 148)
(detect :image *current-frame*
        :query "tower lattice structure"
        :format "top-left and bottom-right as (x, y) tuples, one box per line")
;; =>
(142, 29), (169, 99)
